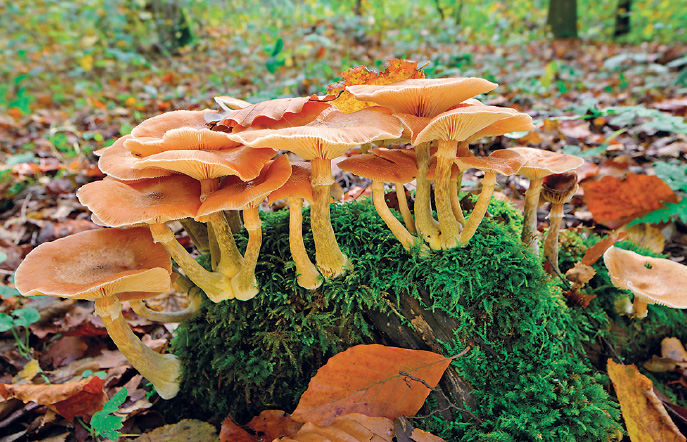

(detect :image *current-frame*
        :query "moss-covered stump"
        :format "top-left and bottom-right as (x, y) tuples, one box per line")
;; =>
(166, 199), (623, 442)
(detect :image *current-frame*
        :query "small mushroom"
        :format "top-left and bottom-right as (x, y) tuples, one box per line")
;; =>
(506, 147), (583, 254)
(14, 227), (181, 399)
(603, 246), (687, 318)
(541, 172), (579, 274)
(267, 162), (322, 290)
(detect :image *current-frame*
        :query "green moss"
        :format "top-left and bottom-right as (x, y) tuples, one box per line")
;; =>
(165, 199), (623, 441)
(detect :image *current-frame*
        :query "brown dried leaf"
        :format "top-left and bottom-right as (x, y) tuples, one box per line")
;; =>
(580, 231), (628, 266)
(133, 419), (219, 442)
(278, 413), (394, 442)
(410, 428), (447, 442)
(622, 223), (666, 254)
(219, 416), (258, 442)
(582, 173), (678, 228)
(0, 377), (107, 421)
(327, 59), (425, 113)
(246, 410), (302, 441)
(662, 338), (687, 362)
(291, 344), (452, 426)
(608, 359), (686, 442)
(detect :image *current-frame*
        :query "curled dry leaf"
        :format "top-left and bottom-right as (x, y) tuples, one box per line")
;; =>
(608, 359), (686, 442)
(219, 415), (258, 442)
(291, 344), (453, 426)
(246, 409), (302, 441)
(580, 231), (628, 266)
(622, 223), (666, 254)
(277, 413), (394, 442)
(133, 419), (219, 442)
(582, 173), (678, 228)
(0, 376), (107, 421)
(327, 59), (425, 113)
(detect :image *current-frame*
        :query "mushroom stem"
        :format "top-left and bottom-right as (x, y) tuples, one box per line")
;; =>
(149, 223), (233, 302)
(450, 172), (466, 226)
(224, 210), (243, 234)
(632, 297), (649, 319)
(459, 172), (496, 247)
(522, 178), (543, 254)
(543, 203), (564, 274)
(371, 181), (427, 254)
(395, 183), (416, 233)
(179, 218), (210, 252)
(200, 178), (219, 202)
(436, 140), (462, 249)
(414, 142), (441, 250)
(129, 298), (199, 323)
(208, 212), (243, 279)
(310, 158), (350, 279)
(231, 208), (262, 300)
(207, 224), (221, 271)
(287, 197), (321, 290)
(94, 296), (181, 399)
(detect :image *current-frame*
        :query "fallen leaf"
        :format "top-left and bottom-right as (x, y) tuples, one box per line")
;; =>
(246, 409), (302, 441)
(662, 338), (687, 362)
(0, 376), (107, 421)
(580, 231), (628, 266)
(582, 173), (678, 228)
(622, 223), (666, 253)
(411, 428), (447, 442)
(12, 359), (42, 384)
(327, 59), (425, 113)
(608, 359), (686, 442)
(561, 289), (597, 308)
(280, 413), (394, 442)
(219, 415), (258, 442)
(291, 344), (452, 426)
(133, 419), (219, 442)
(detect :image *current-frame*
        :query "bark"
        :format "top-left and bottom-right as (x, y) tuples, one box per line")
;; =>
(613, 0), (632, 38)
(547, 0), (578, 39)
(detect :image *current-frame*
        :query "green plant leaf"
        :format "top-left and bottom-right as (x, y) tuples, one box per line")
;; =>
(0, 313), (13, 332)
(653, 161), (687, 193)
(91, 387), (128, 441)
(12, 308), (40, 327)
(629, 199), (687, 226)
(0, 286), (19, 298)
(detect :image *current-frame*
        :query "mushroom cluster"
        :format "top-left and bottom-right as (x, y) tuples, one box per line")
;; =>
(13, 66), (588, 399)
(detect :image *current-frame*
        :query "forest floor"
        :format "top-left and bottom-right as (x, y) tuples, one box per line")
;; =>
(1, 20), (687, 441)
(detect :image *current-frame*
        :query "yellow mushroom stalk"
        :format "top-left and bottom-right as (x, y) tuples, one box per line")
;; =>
(541, 173), (579, 275)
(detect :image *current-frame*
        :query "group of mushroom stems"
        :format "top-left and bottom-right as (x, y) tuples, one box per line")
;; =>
(15, 75), (662, 400)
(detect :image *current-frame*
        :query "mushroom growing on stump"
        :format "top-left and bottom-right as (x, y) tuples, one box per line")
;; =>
(76, 175), (234, 303)
(541, 172), (579, 274)
(506, 147), (583, 255)
(603, 246), (687, 318)
(414, 106), (525, 249)
(14, 227), (181, 399)
(197, 155), (292, 300)
(348, 78), (498, 251)
(231, 106), (402, 279)
(339, 153), (427, 254)
(267, 162), (322, 290)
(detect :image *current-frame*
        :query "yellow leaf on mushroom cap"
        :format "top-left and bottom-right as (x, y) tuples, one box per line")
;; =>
(14, 227), (172, 300)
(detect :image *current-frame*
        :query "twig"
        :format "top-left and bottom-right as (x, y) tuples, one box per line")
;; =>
(546, 257), (572, 290)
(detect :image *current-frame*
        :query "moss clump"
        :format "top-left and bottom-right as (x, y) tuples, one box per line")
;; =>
(166, 199), (622, 441)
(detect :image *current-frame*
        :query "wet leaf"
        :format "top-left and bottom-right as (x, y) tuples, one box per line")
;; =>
(291, 344), (452, 426)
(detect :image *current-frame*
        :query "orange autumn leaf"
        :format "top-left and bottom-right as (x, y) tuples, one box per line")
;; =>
(582, 173), (678, 228)
(278, 413), (394, 442)
(581, 231), (628, 266)
(291, 344), (452, 426)
(327, 59), (425, 113)
(219, 415), (259, 442)
(607, 359), (686, 442)
(246, 409), (302, 441)
(0, 376), (107, 421)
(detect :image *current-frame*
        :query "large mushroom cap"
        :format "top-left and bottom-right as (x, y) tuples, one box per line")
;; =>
(197, 154), (293, 217)
(218, 95), (334, 130)
(15, 227), (172, 299)
(231, 107), (403, 160)
(603, 246), (687, 308)
(414, 106), (520, 145)
(347, 77), (498, 118)
(268, 161), (314, 204)
(132, 146), (276, 181)
(77, 175), (202, 227)
(506, 147), (584, 180)
(339, 153), (417, 184)
(464, 113), (534, 143)
(98, 135), (173, 181)
(454, 149), (526, 175)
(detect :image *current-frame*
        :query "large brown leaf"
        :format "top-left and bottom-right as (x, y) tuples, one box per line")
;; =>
(291, 344), (452, 426)
(0, 376), (107, 421)
(277, 413), (394, 442)
(608, 359), (686, 442)
(246, 410), (302, 440)
(582, 173), (678, 228)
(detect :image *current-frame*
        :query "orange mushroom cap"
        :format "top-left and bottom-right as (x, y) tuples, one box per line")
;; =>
(132, 146), (276, 181)
(454, 149), (526, 175)
(98, 135), (173, 181)
(370, 147), (417, 167)
(126, 110), (240, 156)
(197, 154), (293, 218)
(215, 95), (334, 130)
(464, 113), (534, 144)
(15, 227), (172, 300)
(268, 161), (314, 204)
(230, 107), (403, 160)
(339, 153), (417, 184)
(346, 77), (498, 118)
(414, 106), (520, 145)
(603, 246), (687, 308)
(77, 175), (202, 227)
(506, 147), (584, 180)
